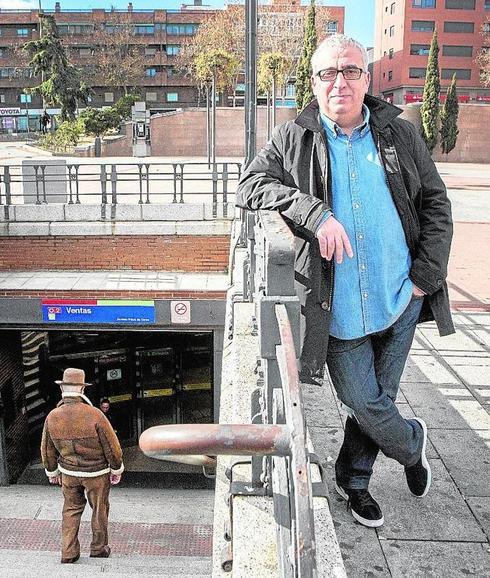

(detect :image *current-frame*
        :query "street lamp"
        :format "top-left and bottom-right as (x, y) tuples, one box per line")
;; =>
(20, 93), (32, 134)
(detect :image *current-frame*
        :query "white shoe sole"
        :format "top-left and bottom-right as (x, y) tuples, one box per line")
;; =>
(335, 483), (384, 528)
(412, 417), (432, 498)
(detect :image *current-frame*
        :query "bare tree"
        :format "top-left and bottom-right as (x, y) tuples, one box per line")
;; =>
(476, 19), (490, 88)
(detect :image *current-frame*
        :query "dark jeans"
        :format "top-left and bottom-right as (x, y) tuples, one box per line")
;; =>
(326, 297), (424, 490)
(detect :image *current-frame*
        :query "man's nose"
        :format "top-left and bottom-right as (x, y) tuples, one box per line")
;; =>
(333, 71), (348, 89)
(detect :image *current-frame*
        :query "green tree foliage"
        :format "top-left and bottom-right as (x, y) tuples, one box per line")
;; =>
(420, 29), (440, 153)
(113, 93), (140, 120)
(296, 0), (317, 112)
(79, 107), (121, 138)
(257, 52), (289, 95)
(193, 49), (240, 93)
(440, 74), (459, 155)
(23, 14), (90, 121)
(38, 119), (84, 152)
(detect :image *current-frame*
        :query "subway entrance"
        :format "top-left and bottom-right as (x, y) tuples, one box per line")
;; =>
(44, 330), (214, 446)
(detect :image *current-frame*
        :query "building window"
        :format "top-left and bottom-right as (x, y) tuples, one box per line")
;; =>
(166, 92), (178, 102)
(486, 0), (490, 9)
(412, 0), (436, 7)
(445, 0), (475, 8)
(17, 29), (29, 37)
(388, 70), (393, 81)
(146, 91), (157, 102)
(411, 20), (435, 31)
(0, 48), (6, 58)
(166, 24), (198, 35)
(79, 47), (91, 57)
(0, 94), (5, 103)
(167, 66), (175, 77)
(145, 46), (158, 56)
(389, 25), (395, 36)
(409, 67), (427, 78)
(166, 44), (181, 56)
(104, 92), (114, 103)
(134, 25), (155, 35)
(389, 48), (394, 59)
(390, 3), (396, 14)
(58, 24), (93, 35)
(442, 45), (473, 57)
(326, 21), (338, 34)
(442, 68), (471, 80)
(410, 43), (430, 55)
(145, 68), (157, 77)
(443, 21), (474, 33)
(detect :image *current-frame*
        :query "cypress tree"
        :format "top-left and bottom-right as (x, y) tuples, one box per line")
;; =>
(295, 0), (317, 112)
(420, 29), (440, 153)
(440, 73), (459, 155)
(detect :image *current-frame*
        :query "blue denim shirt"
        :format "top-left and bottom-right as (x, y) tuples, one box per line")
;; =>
(321, 106), (413, 339)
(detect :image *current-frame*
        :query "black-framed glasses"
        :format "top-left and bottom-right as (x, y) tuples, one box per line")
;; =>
(316, 66), (365, 82)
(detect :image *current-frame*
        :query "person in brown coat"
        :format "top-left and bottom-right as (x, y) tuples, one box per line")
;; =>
(41, 368), (124, 564)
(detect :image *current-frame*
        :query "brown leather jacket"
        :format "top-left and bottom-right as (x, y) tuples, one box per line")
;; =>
(41, 395), (124, 478)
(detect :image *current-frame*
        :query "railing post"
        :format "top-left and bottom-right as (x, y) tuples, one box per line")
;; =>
(0, 400), (9, 486)
(110, 164), (117, 205)
(100, 164), (108, 205)
(3, 166), (11, 221)
(222, 163), (228, 218)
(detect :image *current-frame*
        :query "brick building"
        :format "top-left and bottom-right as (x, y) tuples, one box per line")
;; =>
(0, 1), (343, 134)
(372, 0), (490, 105)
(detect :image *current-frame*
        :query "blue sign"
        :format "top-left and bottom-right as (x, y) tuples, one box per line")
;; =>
(42, 299), (155, 325)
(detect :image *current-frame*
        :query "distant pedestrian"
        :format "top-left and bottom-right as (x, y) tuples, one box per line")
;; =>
(41, 368), (124, 564)
(100, 397), (117, 433)
(40, 110), (50, 134)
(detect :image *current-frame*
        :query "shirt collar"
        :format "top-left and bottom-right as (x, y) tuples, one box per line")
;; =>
(321, 104), (370, 139)
(61, 392), (93, 406)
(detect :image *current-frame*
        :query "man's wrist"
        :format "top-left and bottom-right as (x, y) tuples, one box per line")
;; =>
(316, 210), (333, 233)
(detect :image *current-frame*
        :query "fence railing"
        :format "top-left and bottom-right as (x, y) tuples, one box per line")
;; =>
(139, 211), (323, 576)
(0, 161), (242, 207)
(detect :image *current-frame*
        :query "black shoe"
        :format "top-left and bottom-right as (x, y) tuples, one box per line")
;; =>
(405, 417), (431, 498)
(335, 483), (384, 528)
(90, 546), (111, 558)
(61, 552), (80, 564)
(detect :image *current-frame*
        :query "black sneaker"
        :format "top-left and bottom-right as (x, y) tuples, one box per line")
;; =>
(405, 417), (431, 498)
(335, 483), (384, 528)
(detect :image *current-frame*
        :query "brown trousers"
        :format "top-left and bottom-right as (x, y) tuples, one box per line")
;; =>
(61, 472), (110, 559)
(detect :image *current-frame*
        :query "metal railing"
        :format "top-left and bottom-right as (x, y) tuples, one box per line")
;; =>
(139, 211), (324, 576)
(0, 161), (242, 207)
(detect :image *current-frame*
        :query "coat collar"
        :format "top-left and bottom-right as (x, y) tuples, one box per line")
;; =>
(294, 94), (403, 133)
(58, 392), (94, 407)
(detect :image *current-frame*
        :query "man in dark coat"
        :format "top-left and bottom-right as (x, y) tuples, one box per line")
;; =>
(237, 35), (453, 528)
(41, 368), (124, 563)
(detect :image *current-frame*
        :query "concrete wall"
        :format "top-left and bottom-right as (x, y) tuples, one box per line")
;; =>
(103, 104), (488, 163)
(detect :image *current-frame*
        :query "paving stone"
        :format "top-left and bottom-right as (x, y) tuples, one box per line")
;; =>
(400, 382), (485, 429)
(402, 354), (461, 384)
(451, 364), (490, 386)
(429, 429), (490, 497)
(381, 540), (490, 578)
(467, 497), (490, 540)
(303, 381), (343, 429)
(418, 327), (486, 352)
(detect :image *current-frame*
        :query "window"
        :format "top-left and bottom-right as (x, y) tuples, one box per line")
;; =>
(442, 68), (471, 79)
(104, 92), (114, 103)
(389, 48), (394, 59)
(166, 24), (198, 35)
(58, 24), (93, 35)
(388, 70), (393, 81)
(486, 0), (490, 9)
(326, 21), (338, 34)
(443, 21), (474, 33)
(167, 66), (175, 77)
(146, 91), (157, 102)
(389, 25), (395, 36)
(145, 68), (157, 77)
(411, 43), (430, 55)
(79, 47), (91, 57)
(484, 22), (490, 33)
(411, 20), (435, 31)
(166, 44), (181, 56)
(443, 45), (472, 57)
(145, 46), (158, 56)
(409, 67), (427, 78)
(390, 3), (396, 14)
(0, 94), (4, 103)
(134, 25), (155, 35)
(413, 0), (436, 7)
(445, 0), (475, 8)
(17, 29), (29, 37)
(166, 92), (178, 102)
(0, 48), (6, 58)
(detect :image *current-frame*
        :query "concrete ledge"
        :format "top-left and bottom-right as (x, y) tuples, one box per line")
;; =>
(14, 205), (65, 222)
(175, 221), (231, 235)
(142, 203), (205, 221)
(113, 205), (144, 221)
(64, 204), (104, 222)
(113, 222), (177, 235)
(8, 222), (50, 236)
(49, 222), (113, 236)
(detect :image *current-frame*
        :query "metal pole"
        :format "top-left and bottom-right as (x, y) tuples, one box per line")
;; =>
(38, 0), (45, 112)
(266, 90), (271, 140)
(244, 0), (257, 168)
(271, 75), (276, 131)
(206, 84), (211, 169)
(211, 70), (216, 167)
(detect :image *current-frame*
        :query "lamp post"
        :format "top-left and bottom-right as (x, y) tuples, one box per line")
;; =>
(21, 93), (31, 134)
(244, 0), (257, 168)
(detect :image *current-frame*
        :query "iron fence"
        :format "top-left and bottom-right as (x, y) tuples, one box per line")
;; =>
(0, 161), (242, 206)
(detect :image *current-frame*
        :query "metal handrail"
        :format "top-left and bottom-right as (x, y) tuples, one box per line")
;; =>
(0, 161), (242, 206)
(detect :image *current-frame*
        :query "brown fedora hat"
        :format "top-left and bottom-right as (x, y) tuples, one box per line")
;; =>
(55, 367), (92, 387)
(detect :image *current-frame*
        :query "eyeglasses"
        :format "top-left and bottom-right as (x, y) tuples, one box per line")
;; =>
(315, 66), (365, 82)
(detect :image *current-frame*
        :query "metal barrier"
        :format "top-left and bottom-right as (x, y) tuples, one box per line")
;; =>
(139, 211), (324, 576)
(0, 161), (242, 207)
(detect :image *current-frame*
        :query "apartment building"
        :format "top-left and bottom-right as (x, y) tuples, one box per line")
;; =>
(373, 0), (490, 104)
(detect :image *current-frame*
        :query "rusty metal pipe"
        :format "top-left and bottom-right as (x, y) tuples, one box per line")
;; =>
(139, 424), (290, 459)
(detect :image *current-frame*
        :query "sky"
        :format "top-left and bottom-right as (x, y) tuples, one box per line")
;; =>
(2, 0), (375, 48)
